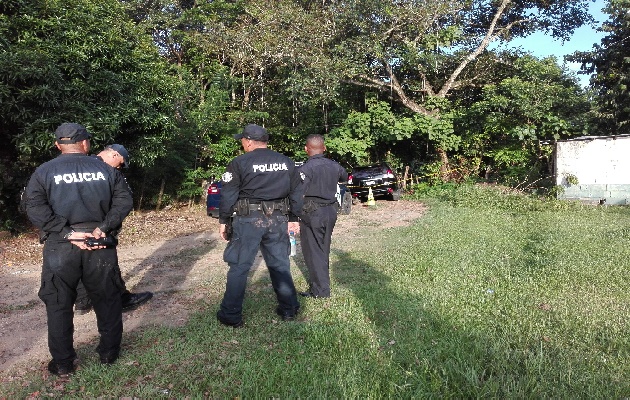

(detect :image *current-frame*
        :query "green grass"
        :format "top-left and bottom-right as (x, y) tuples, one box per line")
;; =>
(2, 184), (629, 398)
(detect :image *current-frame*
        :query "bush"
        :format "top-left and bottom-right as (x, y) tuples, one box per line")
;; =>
(406, 182), (585, 212)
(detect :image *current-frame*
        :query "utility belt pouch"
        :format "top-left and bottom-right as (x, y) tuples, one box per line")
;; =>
(278, 198), (289, 215)
(303, 199), (318, 214)
(261, 201), (274, 216)
(39, 231), (49, 244)
(235, 198), (250, 216)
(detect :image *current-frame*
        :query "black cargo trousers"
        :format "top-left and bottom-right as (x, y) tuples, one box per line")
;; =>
(38, 233), (124, 364)
(299, 203), (338, 297)
(218, 210), (300, 324)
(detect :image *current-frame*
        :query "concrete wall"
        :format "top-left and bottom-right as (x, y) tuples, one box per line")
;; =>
(555, 135), (630, 205)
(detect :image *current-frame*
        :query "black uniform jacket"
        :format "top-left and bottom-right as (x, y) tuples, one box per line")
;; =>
(25, 152), (133, 238)
(219, 148), (303, 224)
(300, 154), (348, 204)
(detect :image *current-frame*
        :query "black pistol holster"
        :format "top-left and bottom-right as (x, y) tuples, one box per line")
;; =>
(235, 199), (250, 216)
(303, 199), (319, 214)
(278, 198), (289, 215)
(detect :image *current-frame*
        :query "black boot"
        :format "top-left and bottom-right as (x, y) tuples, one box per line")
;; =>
(121, 291), (153, 312)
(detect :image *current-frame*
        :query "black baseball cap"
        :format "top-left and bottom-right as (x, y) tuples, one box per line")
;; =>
(55, 123), (92, 144)
(233, 124), (269, 142)
(106, 144), (130, 168)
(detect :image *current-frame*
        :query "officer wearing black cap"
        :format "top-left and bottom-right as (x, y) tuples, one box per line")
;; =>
(100, 144), (130, 169)
(298, 134), (348, 298)
(24, 122), (133, 376)
(73, 144), (153, 315)
(216, 124), (303, 327)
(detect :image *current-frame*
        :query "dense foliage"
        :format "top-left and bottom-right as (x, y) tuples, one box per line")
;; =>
(569, 0), (630, 134)
(1, 0), (624, 231)
(0, 0), (181, 228)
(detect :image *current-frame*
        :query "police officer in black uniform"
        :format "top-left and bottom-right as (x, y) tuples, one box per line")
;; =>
(298, 134), (348, 298)
(24, 123), (133, 376)
(74, 144), (153, 315)
(216, 124), (303, 327)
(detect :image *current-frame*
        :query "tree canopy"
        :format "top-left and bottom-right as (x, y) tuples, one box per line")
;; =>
(569, 0), (630, 135)
(0, 0), (615, 231)
(0, 0), (180, 228)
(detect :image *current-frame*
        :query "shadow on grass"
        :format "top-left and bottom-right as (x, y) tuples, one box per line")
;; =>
(11, 231), (219, 380)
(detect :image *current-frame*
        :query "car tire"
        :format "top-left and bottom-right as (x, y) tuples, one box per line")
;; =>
(340, 192), (352, 215)
(390, 189), (401, 201)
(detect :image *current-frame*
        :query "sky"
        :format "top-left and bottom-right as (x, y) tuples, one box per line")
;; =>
(495, 0), (609, 87)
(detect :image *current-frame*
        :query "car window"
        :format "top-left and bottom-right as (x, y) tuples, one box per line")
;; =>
(352, 165), (387, 176)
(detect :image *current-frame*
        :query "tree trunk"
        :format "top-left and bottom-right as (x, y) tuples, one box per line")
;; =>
(437, 148), (451, 182)
(155, 178), (166, 211)
(137, 173), (147, 210)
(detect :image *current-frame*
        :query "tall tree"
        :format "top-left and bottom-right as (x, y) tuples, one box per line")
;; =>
(122, 0), (352, 165)
(323, 0), (594, 177)
(120, 0), (258, 204)
(329, 0), (592, 111)
(201, 0), (346, 145)
(570, 0), (630, 134)
(0, 0), (180, 228)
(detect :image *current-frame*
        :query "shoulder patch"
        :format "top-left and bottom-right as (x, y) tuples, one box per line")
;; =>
(300, 171), (305, 181)
(222, 172), (233, 183)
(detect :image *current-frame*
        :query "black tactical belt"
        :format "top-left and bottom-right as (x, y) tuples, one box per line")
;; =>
(234, 198), (289, 216)
(70, 222), (100, 232)
(247, 203), (284, 211)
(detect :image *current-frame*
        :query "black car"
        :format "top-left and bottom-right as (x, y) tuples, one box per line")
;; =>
(348, 163), (401, 201)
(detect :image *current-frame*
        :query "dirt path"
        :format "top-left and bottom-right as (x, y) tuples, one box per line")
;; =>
(0, 200), (425, 377)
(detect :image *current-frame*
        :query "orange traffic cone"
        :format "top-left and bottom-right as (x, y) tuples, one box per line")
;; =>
(367, 187), (375, 206)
